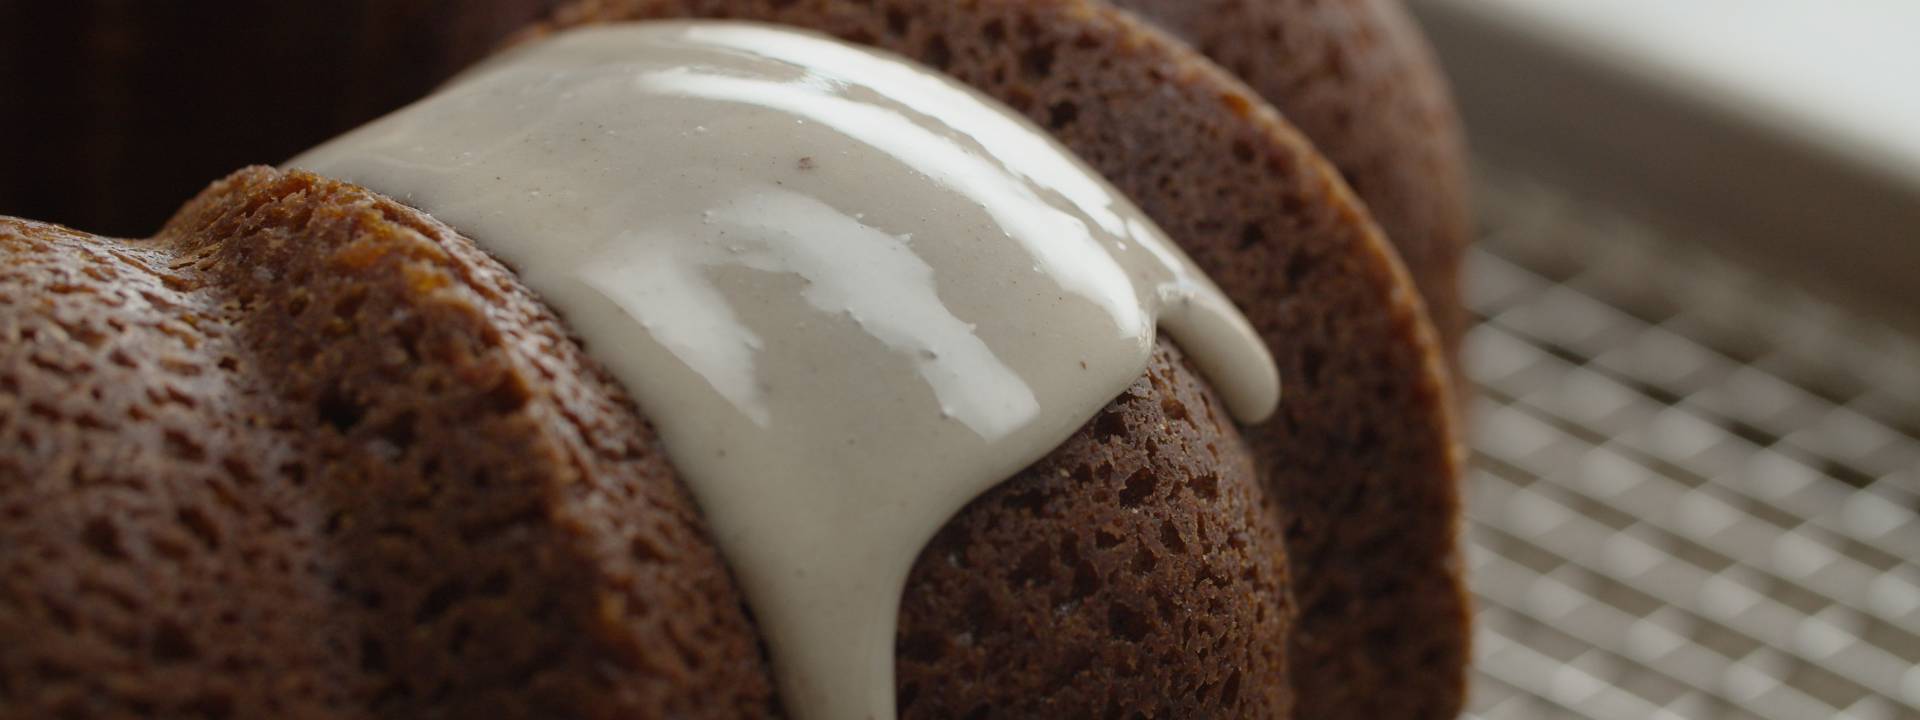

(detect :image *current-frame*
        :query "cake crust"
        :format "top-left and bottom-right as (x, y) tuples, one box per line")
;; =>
(1114, 0), (1473, 382)
(2, 1), (1467, 716)
(2, 167), (1304, 718)
(542, 1), (1468, 716)
(1, 169), (778, 718)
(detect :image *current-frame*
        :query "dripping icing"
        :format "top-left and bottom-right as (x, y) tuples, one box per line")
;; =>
(291, 21), (1278, 720)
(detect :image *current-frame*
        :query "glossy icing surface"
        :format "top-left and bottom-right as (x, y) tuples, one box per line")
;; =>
(292, 21), (1278, 719)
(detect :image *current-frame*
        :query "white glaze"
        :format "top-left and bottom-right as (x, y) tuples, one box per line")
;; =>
(292, 21), (1278, 720)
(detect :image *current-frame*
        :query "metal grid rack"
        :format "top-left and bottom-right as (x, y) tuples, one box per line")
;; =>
(1460, 167), (1920, 719)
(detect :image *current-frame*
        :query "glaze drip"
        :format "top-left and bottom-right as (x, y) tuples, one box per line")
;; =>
(292, 21), (1278, 720)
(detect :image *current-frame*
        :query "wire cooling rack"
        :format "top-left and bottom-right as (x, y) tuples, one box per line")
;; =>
(1459, 167), (1920, 720)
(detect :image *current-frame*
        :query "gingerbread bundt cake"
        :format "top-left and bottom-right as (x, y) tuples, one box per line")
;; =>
(1, 3), (1466, 719)
(0, 0), (1469, 370)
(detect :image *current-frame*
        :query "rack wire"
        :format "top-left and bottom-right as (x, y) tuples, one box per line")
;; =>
(1460, 167), (1920, 719)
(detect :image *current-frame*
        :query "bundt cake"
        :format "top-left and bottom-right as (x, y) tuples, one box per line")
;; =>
(0, 0), (1469, 371)
(0, 2), (1466, 719)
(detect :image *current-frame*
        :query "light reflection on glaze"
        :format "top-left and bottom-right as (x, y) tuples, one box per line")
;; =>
(291, 22), (1277, 720)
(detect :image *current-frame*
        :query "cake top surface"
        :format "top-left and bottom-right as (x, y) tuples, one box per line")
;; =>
(292, 21), (1276, 719)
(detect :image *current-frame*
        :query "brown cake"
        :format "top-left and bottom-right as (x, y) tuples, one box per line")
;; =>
(1111, 0), (1472, 374)
(0, 2), (1465, 718)
(0, 0), (1470, 368)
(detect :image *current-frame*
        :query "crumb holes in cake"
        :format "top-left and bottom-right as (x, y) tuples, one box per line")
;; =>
(152, 619), (198, 663)
(1094, 529), (1123, 549)
(137, 289), (178, 311)
(1131, 542), (1159, 573)
(982, 18), (1006, 46)
(25, 401), (58, 422)
(925, 35), (952, 70)
(1352, 425), (1380, 454)
(1011, 545), (1052, 587)
(447, 620), (474, 655)
(26, 351), (65, 375)
(82, 517), (128, 561)
(317, 385), (366, 433)
(1047, 100), (1079, 129)
(185, 693), (234, 720)
(1107, 602), (1149, 642)
(1022, 43), (1056, 79)
(221, 456), (258, 486)
(1299, 347), (1324, 385)
(1118, 468), (1157, 507)
(177, 506), (221, 550)
(1092, 408), (1128, 442)
(630, 532), (668, 564)
(457, 505), (540, 544)
(1001, 487), (1049, 515)
(1282, 190), (1313, 218)
(1189, 472), (1220, 501)
(322, 510), (350, 536)
(1065, 539), (1101, 600)
(40, 596), (78, 632)
(158, 356), (203, 377)
(333, 288), (367, 321)
(150, 383), (197, 409)
(963, 590), (1001, 635)
(1219, 668), (1243, 707)
(1160, 519), (1187, 554)
(376, 411), (417, 453)
(1159, 394), (1190, 422)
(476, 571), (509, 598)
(485, 374), (530, 414)
(414, 580), (465, 624)
(163, 428), (207, 462)
(885, 5), (910, 35)
(151, 530), (192, 561)
(1239, 223), (1266, 252)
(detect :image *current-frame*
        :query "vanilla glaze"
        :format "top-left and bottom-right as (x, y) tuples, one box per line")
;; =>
(292, 21), (1279, 720)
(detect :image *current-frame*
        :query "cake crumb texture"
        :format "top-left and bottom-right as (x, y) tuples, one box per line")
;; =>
(1114, 0), (1472, 378)
(0, 168), (777, 718)
(548, 1), (1469, 716)
(899, 341), (1294, 718)
(3, 166), (1343, 719)
(2, 0), (1467, 714)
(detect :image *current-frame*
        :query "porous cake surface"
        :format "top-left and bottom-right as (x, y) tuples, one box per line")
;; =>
(1114, 0), (1473, 371)
(2, 1), (1468, 715)
(545, 1), (1468, 716)
(1, 168), (778, 718)
(898, 341), (1294, 718)
(3, 166), (1313, 719)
